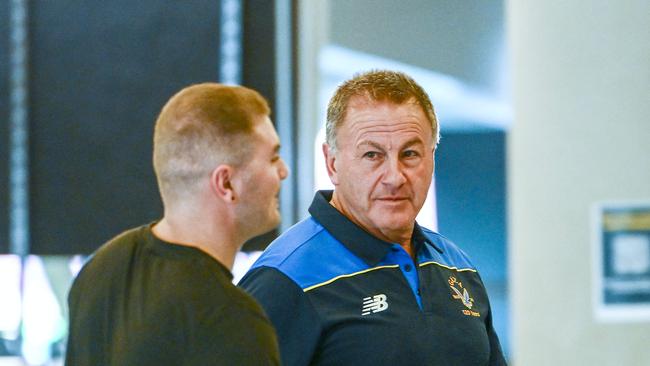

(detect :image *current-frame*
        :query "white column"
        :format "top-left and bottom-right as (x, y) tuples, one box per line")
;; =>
(296, 0), (329, 218)
(508, 1), (650, 365)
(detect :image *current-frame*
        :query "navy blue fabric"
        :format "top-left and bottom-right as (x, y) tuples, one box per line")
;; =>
(240, 190), (506, 365)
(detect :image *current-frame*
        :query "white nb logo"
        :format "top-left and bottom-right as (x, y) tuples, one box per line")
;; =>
(362, 294), (388, 316)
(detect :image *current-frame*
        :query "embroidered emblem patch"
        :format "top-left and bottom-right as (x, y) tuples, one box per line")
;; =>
(448, 276), (481, 317)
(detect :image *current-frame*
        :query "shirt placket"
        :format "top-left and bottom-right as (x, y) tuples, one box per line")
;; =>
(387, 244), (422, 310)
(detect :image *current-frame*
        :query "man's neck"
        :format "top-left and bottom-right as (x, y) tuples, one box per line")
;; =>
(152, 215), (239, 270)
(330, 192), (415, 257)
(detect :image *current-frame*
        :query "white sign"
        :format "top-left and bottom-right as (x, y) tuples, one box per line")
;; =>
(592, 201), (650, 322)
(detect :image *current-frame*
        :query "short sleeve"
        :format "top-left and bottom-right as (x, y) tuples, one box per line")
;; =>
(239, 266), (322, 366)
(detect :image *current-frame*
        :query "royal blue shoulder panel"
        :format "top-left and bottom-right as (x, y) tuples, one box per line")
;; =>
(418, 227), (477, 270)
(251, 217), (371, 290)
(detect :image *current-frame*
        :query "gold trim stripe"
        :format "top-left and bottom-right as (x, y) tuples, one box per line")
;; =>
(303, 264), (400, 292)
(419, 261), (477, 273)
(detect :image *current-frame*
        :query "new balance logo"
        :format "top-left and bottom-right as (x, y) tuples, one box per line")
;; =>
(362, 294), (388, 315)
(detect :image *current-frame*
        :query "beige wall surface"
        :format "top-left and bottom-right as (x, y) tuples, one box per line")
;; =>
(507, 0), (650, 365)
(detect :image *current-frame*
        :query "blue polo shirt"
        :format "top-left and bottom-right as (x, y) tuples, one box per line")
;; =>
(239, 190), (506, 365)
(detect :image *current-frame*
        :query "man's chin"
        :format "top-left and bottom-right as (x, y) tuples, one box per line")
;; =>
(375, 217), (416, 233)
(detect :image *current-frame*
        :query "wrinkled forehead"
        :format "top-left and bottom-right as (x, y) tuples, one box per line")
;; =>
(345, 96), (430, 129)
(339, 98), (432, 146)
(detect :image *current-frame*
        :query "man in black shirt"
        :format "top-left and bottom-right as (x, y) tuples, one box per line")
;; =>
(240, 70), (506, 365)
(65, 83), (287, 365)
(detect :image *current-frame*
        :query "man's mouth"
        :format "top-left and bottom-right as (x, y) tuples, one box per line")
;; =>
(376, 196), (408, 202)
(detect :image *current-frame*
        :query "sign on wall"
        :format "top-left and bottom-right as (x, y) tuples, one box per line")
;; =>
(592, 201), (650, 322)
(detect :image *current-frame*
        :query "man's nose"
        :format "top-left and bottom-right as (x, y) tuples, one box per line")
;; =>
(381, 157), (406, 187)
(279, 158), (290, 180)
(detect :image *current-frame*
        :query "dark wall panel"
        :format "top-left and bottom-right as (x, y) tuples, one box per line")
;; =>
(242, 0), (276, 110)
(0, 2), (9, 253)
(29, 1), (221, 254)
(435, 131), (507, 281)
(434, 131), (509, 356)
(240, 0), (280, 251)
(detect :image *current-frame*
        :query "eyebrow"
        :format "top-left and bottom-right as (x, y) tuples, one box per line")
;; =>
(357, 140), (385, 152)
(401, 137), (424, 149)
(357, 137), (424, 151)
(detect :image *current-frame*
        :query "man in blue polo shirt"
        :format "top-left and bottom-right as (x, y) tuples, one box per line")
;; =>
(239, 70), (506, 365)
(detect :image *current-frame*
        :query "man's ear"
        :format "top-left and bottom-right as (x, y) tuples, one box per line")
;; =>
(210, 164), (235, 202)
(322, 143), (339, 186)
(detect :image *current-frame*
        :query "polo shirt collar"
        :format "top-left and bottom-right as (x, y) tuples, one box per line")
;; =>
(308, 190), (442, 267)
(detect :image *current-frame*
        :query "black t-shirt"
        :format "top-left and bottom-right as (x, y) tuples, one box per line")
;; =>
(65, 223), (280, 366)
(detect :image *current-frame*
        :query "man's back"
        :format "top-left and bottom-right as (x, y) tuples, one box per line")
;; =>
(66, 224), (279, 365)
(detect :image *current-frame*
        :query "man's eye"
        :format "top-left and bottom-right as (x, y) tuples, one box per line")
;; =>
(363, 151), (379, 159)
(403, 150), (419, 158)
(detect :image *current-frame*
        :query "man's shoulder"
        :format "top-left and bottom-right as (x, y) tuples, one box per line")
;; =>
(250, 217), (328, 268)
(418, 227), (478, 271)
(242, 217), (365, 291)
(73, 224), (149, 281)
(92, 224), (148, 258)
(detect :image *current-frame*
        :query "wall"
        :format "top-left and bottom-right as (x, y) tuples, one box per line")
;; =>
(329, 0), (506, 95)
(27, 1), (221, 254)
(0, 2), (9, 253)
(436, 131), (509, 354)
(1, 1), (289, 254)
(437, 132), (507, 282)
(508, 0), (650, 364)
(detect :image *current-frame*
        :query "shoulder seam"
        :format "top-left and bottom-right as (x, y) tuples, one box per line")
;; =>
(303, 264), (400, 292)
(419, 260), (477, 272)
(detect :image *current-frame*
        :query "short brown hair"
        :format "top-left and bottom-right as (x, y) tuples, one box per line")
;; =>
(153, 83), (270, 202)
(326, 70), (439, 151)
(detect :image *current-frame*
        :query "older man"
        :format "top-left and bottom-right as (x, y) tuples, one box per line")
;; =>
(66, 83), (287, 365)
(239, 70), (506, 365)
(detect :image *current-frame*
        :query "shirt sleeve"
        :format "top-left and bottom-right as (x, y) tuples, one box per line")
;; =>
(485, 304), (508, 365)
(239, 266), (322, 366)
(65, 262), (109, 366)
(475, 272), (508, 366)
(65, 276), (87, 366)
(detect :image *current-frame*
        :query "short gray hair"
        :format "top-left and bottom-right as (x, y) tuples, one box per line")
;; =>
(326, 69), (439, 152)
